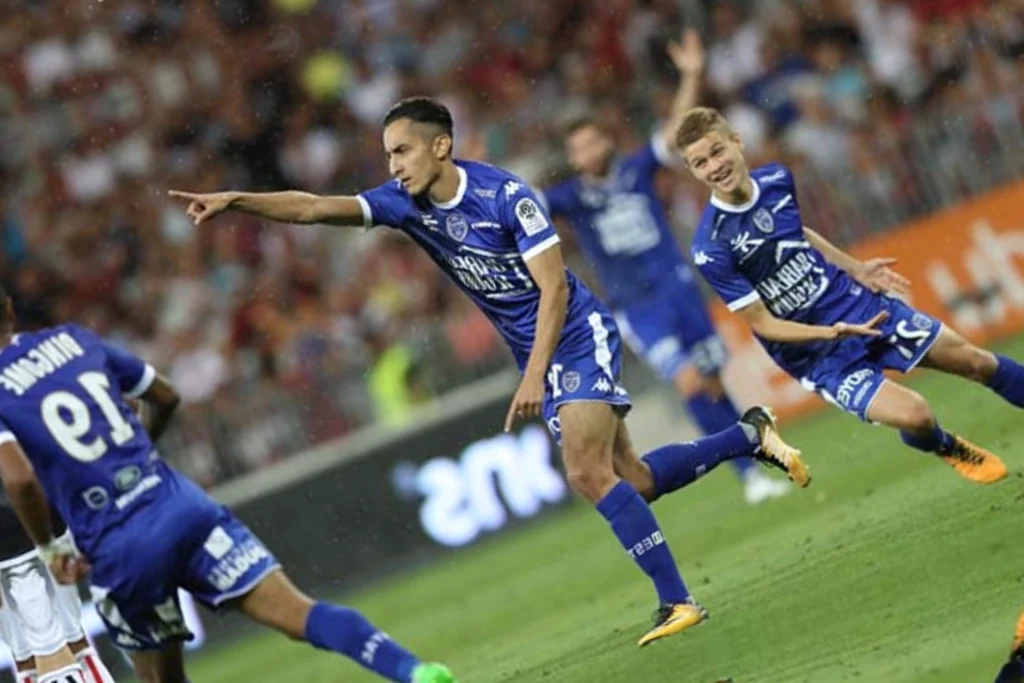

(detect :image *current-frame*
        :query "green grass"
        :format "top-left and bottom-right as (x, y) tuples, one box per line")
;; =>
(187, 338), (1024, 683)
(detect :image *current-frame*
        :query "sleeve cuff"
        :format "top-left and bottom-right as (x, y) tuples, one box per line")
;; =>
(356, 195), (373, 230)
(522, 234), (561, 262)
(726, 291), (761, 312)
(651, 133), (681, 169)
(125, 364), (156, 399)
(0, 432), (17, 448)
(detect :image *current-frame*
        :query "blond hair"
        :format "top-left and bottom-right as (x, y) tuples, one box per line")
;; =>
(675, 107), (735, 151)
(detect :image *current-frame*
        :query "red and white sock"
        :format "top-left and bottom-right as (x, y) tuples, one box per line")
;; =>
(75, 649), (116, 683)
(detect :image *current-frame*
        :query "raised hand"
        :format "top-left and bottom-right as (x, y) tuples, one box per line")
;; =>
(168, 190), (237, 226)
(667, 28), (704, 75)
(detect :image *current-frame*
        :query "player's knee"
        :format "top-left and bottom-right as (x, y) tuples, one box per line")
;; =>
(564, 464), (616, 503)
(899, 393), (935, 432)
(964, 347), (998, 383)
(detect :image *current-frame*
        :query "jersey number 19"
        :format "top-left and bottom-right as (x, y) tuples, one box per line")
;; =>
(42, 372), (135, 462)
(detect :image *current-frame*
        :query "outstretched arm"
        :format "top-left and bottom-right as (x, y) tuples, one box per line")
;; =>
(659, 28), (705, 154)
(804, 226), (910, 296)
(736, 299), (888, 344)
(169, 190), (367, 227)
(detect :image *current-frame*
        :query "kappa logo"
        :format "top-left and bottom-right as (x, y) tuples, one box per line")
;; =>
(503, 181), (523, 198)
(446, 214), (470, 242)
(730, 232), (765, 262)
(692, 250), (714, 266)
(562, 371), (581, 393)
(591, 377), (612, 393)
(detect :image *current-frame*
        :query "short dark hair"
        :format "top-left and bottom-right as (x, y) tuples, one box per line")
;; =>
(564, 115), (603, 137)
(382, 97), (454, 138)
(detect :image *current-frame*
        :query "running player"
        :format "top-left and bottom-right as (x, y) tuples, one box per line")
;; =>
(0, 286), (456, 683)
(172, 96), (817, 646)
(0, 500), (114, 683)
(677, 106), (1018, 483)
(542, 30), (788, 504)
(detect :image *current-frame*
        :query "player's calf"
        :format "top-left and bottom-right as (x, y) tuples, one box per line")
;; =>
(869, 382), (1007, 484)
(238, 570), (454, 683)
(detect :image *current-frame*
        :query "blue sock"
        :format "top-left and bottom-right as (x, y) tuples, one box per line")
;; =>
(642, 424), (757, 498)
(987, 354), (1024, 408)
(900, 422), (954, 454)
(596, 480), (689, 605)
(305, 603), (420, 683)
(685, 394), (756, 478)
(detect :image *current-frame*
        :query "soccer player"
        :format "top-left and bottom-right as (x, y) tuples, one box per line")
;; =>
(542, 30), (788, 504)
(0, 287), (456, 683)
(993, 608), (1024, 682)
(677, 106), (1019, 484)
(0, 498), (116, 683)
(170, 96), (811, 646)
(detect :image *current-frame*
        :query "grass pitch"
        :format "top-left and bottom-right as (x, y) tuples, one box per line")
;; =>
(187, 338), (1024, 683)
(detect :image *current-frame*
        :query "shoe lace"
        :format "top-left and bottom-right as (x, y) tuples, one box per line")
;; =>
(651, 604), (675, 626)
(949, 441), (986, 466)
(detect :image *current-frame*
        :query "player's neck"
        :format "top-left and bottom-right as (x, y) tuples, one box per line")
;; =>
(713, 174), (756, 207)
(427, 163), (462, 205)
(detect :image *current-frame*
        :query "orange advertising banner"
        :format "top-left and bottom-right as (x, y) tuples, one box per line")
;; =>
(714, 179), (1024, 421)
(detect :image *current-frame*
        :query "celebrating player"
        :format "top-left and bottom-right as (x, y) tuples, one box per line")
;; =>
(677, 106), (1018, 484)
(542, 30), (788, 504)
(0, 499), (116, 683)
(170, 96), (810, 646)
(0, 287), (456, 683)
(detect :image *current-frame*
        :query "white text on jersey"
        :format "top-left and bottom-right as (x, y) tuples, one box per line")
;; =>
(0, 333), (85, 397)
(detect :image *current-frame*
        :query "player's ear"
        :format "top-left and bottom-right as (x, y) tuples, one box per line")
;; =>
(433, 134), (453, 160)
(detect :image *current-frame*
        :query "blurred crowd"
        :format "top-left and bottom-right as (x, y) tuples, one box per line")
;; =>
(2, 0), (1023, 480)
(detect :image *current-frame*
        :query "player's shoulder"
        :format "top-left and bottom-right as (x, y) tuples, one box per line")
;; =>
(751, 162), (795, 188)
(459, 159), (532, 202)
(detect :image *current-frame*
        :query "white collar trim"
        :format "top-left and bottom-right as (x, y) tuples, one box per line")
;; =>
(710, 177), (761, 213)
(431, 166), (468, 210)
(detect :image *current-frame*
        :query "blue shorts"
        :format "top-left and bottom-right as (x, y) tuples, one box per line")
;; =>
(87, 474), (279, 650)
(543, 309), (632, 444)
(799, 295), (942, 422)
(614, 270), (727, 381)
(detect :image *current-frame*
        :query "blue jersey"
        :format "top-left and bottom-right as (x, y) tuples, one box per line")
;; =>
(0, 325), (171, 557)
(543, 136), (693, 307)
(0, 325), (280, 650)
(690, 163), (863, 378)
(359, 160), (608, 370)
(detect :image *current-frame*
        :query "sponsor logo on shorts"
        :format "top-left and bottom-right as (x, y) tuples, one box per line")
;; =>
(591, 377), (612, 393)
(203, 526), (235, 560)
(836, 368), (875, 409)
(207, 539), (271, 593)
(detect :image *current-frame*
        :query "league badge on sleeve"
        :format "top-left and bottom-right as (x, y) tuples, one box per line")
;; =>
(515, 198), (549, 236)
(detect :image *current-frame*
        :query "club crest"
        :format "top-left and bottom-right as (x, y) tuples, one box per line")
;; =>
(752, 208), (775, 234)
(446, 214), (470, 242)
